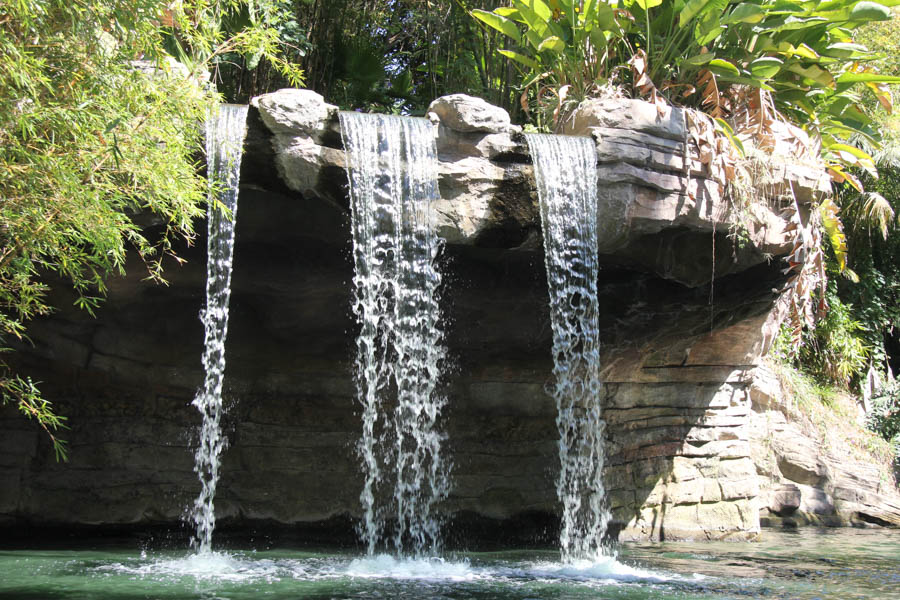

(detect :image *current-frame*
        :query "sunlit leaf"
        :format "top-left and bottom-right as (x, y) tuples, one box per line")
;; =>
(537, 35), (565, 53)
(848, 1), (892, 21)
(723, 3), (766, 24)
(708, 58), (740, 75)
(498, 49), (541, 71)
(749, 56), (783, 78)
(819, 197), (850, 273)
(471, 10), (523, 44)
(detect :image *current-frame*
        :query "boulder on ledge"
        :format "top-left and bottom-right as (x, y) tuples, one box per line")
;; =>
(427, 94), (514, 133)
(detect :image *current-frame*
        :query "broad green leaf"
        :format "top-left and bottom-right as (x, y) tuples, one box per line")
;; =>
(708, 58), (740, 75)
(723, 3), (765, 24)
(495, 7), (523, 20)
(471, 10), (522, 44)
(683, 53), (716, 67)
(823, 42), (870, 58)
(564, 0), (579, 29)
(836, 72), (900, 83)
(498, 49), (541, 70)
(524, 29), (545, 50)
(826, 142), (875, 161)
(788, 63), (835, 87)
(777, 42), (820, 60)
(761, 15), (827, 33)
(680, 0), (716, 27)
(764, 2), (807, 14)
(593, 1), (618, 30)
(513, 2), (548, 37)
(714, 118), (745, 156)
(581, 0), (598, 27)
(694, 0), (728, 45)
(589, 27), (609, 50)
(696, 24), (724, 45)
(816, 0), (859, 11)
(781, 15), (829, 30)
(636, 0), (664, 9)
(819, 197), (849, 271)
(717, 74), (776, 90)
(749, 56), (783, 78)
(848, 1), (892, 21)
(537, 35), (565, 53)
(522, 0), (553, 25)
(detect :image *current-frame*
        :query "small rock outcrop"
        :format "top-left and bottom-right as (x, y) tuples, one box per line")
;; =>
(1, 91), (893, 543)
(749, 364), (900, 528)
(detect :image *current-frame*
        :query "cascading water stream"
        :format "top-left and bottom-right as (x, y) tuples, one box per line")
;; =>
(526, 133), (611, 563)
(339, 112), (449, 558)
(191, 104), (249, 554)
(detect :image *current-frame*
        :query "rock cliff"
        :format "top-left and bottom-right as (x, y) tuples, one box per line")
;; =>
(2, 90), (894, 542)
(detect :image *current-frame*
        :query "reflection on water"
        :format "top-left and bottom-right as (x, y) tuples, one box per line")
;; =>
(0, 529), (897, 599)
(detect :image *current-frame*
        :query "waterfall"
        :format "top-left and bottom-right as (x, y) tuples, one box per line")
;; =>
(339, 112), (449, 558)
(191, 104), (248, 554)
(526, 133), (611, 562)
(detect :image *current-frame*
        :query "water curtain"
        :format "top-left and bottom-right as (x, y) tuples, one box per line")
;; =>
(526, 133), (611, 562)
(192, 104), (249, 554)
(340, 112), (449, 557)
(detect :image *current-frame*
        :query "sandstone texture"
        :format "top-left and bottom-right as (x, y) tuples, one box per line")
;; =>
(749, 364), (900, 529)
(1, 91), (892, 543)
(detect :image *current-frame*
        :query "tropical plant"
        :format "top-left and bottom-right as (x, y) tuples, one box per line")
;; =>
(798, 283), (871, 385)
(867, 380), (900, 470)
(472, 1), (900, 174)
(0, 0), (301, 459)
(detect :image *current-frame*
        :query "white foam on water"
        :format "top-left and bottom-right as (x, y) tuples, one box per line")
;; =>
(90, 551), (702, 591)
(345, 554), (477, 581)
(94, 551), (296, 583)
(494, 556), (677, 586)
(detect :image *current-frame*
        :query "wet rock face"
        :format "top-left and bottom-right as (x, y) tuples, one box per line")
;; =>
(0, 92), (837, 542)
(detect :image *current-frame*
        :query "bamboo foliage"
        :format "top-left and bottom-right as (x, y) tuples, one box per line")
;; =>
(0, 0), (302, 458)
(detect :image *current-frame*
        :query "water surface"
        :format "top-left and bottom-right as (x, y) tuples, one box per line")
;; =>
(1, 529), (897, 599)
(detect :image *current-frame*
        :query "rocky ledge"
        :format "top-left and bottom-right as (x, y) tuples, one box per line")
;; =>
(1, 90), (894, 543)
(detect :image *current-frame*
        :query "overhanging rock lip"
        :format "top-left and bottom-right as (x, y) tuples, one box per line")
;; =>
(249, 90), (828, 281)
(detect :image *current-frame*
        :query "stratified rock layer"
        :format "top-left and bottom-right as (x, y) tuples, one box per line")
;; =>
(749, 364), (900, 528)
(2, 91), (892, 542)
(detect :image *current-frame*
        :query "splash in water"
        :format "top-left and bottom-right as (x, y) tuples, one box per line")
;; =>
(192, 104), (249, 554)
(526, 133), (611, 562)
(340, 111), (449, 557)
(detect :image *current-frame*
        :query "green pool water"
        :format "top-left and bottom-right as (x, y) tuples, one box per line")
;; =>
(0, 529), (897, 599)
